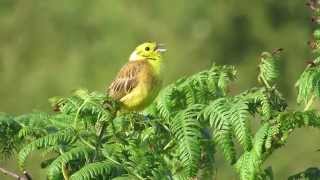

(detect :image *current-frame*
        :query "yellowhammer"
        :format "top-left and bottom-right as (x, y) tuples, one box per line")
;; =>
(108, 42), (166, 110)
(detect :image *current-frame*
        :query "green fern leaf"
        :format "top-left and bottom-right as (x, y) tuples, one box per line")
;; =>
(47, 147), (95, 180)
(0, 113), (22, 158)
(171, 104), (203, 176)
(252, 123), (270, 156)
(296, 67), (320, 105)
(214, 129), (236, 164)
(18, 128), (77, 169)
(230, 100), (252, 151)
(70, 161), (118, 180)
(202, 97), (252, 159)
(258, 51), (280, 87)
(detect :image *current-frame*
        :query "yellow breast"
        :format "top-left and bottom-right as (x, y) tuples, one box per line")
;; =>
(120, 63), (162, 110)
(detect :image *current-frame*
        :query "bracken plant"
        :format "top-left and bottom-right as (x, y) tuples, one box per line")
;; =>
(1, 1), (320, 180)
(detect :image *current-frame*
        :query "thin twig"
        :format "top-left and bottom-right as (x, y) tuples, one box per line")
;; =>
(0, 167), (20, 179)
(23, 171), (32, 180)
(0, 166), (32, 180)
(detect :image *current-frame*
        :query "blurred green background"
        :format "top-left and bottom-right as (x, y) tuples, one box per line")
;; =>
(0, 0), (319, 179)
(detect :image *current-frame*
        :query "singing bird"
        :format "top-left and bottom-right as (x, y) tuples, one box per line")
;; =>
(108, 42), (166, 110)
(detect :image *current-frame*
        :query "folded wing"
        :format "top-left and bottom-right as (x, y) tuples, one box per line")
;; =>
(108, 61), (145, 100)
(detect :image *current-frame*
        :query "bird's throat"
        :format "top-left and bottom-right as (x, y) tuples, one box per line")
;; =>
(148, 59), (163, 76)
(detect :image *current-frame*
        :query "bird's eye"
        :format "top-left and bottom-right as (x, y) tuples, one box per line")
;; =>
(145, 47), (150, 51)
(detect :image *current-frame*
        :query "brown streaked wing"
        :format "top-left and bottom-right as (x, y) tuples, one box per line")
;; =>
(108, 61), (146, 100)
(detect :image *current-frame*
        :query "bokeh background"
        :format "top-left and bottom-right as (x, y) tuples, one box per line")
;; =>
(0, 0), (319, 179)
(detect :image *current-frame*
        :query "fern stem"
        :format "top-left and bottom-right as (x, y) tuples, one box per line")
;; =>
(62, 164), (69, 180)
(104, 156), (121, 165)
(79, 136), (96, 149)
(163, 139), (174, 150)
(133, 174), (145, 180)
(94, 121), (107, 161)
(304, 95), (316, 111)
(58, 147), (70, 180)
(260, 76), (271, 89)
(73, 100), (87, 128)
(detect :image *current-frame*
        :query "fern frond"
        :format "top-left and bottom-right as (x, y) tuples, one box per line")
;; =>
(276, 111), (320, 134)
(154, 64), (237, 121)
(216, 65), (237, 94)
(183, 83), (199, 106)
(229, 99), (252, 150)
(214, 129), (236, 164)
(41, 145), (61, 157)
(16, 112), (52, 138)
(171, 104), (203, 176)
(15, 112), (51, 126)
(197, 136), (216, 180)
(156, 84), (177, 120)
(47, 147), (95, 180)
(265, 124), (279, 150)
(70, 161), (118, 180)
(296, 66), (320, 105)
(47, 114), (75, 129)
(202, 98), (236, 164)
(0, 113), (22, 158)
(56, 89), (112, 128)
(172, 173), (190, 180)
(252, 123), (270, 157)
(202, 97), (252, 161)
(235, 124), (271, 180)
(238, 87), (286, 120)
(258, 90), (273, 120)
(18, 128), (78, 169)
(258, 51), (281, 87)
(202, 98), (230, 130)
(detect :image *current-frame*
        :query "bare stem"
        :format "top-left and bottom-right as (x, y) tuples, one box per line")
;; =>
(0, 166), (32, 180)
(0, 167), (19, 179)
(23, 171), (32, 180)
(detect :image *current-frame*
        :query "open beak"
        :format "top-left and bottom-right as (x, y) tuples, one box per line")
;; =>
(156, 43), (167, 53)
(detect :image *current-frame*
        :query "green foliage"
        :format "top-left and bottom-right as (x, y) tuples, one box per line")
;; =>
(70, 161), (119, 180)
(296, 2), (320, 109)
(18, 128), (78, 169)
(201, 97), (251, 164)
(0, 113), (22, 158)
(1, 3), (320, 179)
(296, 65), (320, 105)
(258, 50), (281, 88)
(155, 64), (236, 120)
(171, 104), (202, 176)
(47, 146), (95, 179)
(1, 47), (320, 179)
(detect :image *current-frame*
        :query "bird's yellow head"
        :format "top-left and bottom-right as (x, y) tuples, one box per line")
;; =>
(129, 42), (166, 62)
